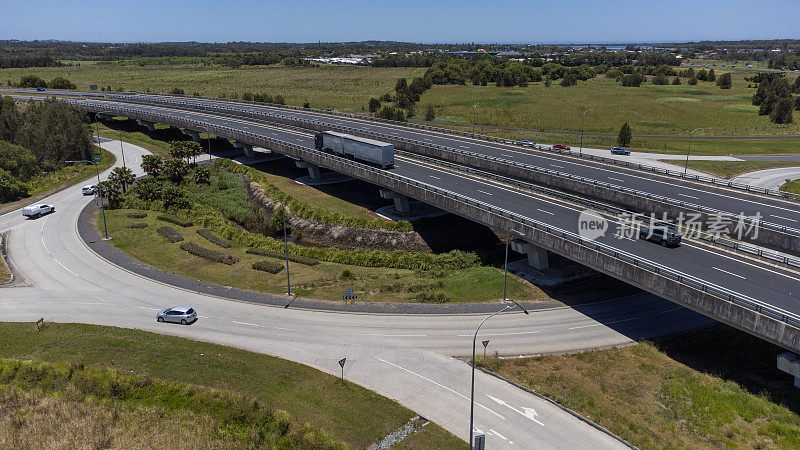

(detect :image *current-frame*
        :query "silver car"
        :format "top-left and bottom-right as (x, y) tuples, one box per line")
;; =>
(156, 306), (197, 325)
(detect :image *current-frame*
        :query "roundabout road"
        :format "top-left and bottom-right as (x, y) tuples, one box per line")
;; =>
(0, 140), (715, 448)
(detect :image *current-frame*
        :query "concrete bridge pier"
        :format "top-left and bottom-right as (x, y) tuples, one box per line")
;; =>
(778, 353), (800, 388)
(136, 120), (156, 131)
(95, 113), (113, 121)
(380, 189), (410, 214)
(295, 160), (322, 180)
(232, 141), (255, 158)
(511, 239), (550, 270)
(181, 129), (202, 143)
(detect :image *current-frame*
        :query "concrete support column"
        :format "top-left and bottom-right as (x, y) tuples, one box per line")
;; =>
(379, 189), (410, 213)
(510, 239), (550, 270)
(136, 120), (156, 131)
(778, 353), (800, 388)
(181, 129), (202, 143)
(233, 141), (255, 158)
(295, 160), (321, 179)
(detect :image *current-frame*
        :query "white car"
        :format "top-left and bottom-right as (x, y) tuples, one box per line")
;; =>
(22, 204), (55, 218)
(82, 185), (97, 195)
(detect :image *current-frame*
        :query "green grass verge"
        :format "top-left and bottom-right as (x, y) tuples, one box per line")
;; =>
(781, 179), (800, 194)
(100, 208), (543, 303)
(0, 65), (416, 111)
(673, 160), (800, 178)
(0, 322), (462, 448)
(478, 325), (800, 449)
(95, 123), (173, 158)
(0, 147), (115, 214)
(0, 238), (10, 284)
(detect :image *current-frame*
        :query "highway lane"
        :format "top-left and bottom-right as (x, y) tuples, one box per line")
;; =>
(102, 93), (800, 231)
(0, 139), (714, 448)
(74, 101), (800, 319)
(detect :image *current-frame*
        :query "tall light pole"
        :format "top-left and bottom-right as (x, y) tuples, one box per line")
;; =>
(95, 112), (126, 169)
(469, 299), (529, 449)
(266, 200), (292, 296)
(472, 103), (479, 138)
(683, 127), (711, 175)
(579, 108), (593, 156)
(503, 229), (525, 302)
(205, 125), (213, 163)
(65, 159), (108, 240)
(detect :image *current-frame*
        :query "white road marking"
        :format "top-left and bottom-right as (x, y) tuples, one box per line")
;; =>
(490, 429), (509, 440)
(429, 175), (441, 180)
(550, 164), (564, 168)
(771, 214), (798, 222)
(232, 320), (260, 327)
(457, 330), (540, 337)
(660, 306), (684, 313)
(477, 189), (493, 196)
(378, 358), (507, 420)
(502, 154), (514, 158)
(487, 395), (544, 426)
(712, 266), (746, 279)
(608, 177), (624, 182)
(677, 193), (699, 199)
(137, 306), (161, 311)
(537, 209), (555, 216)
(682, 242), (800, 281)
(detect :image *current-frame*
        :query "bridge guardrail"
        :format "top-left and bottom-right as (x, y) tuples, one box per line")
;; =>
(107, 92), (800, 201)
(102, 95), (800, 241)
(80, 100), (800, 330)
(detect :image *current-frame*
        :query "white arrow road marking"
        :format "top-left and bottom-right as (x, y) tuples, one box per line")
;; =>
(487, 394), (545, 426)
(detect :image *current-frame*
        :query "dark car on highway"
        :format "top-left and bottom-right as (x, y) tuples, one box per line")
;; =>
(553, 144), (571, 150)
(639, 226), (682, 247)
(36, 87), (45, 91)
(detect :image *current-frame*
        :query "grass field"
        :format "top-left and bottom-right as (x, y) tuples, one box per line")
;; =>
(0, 147), (115, 215)
(419, 70), (800, 155)
(478, 325), (800, 449)
(669, 160), (800, 178)
(102, 208), (543, 303)
(0, 64), (417, 111)
(0, 322), (461, 448)
(0, 235), (10, 284)
(781, 179), (800, 194)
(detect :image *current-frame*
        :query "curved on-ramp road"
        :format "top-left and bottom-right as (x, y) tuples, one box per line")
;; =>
(0, 140), (715, 448)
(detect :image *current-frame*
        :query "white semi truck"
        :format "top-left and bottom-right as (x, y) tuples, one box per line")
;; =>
(314, 131), (394, 169)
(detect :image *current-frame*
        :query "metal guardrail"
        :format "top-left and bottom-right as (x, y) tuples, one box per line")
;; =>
(105, 92), (800, 202)
(101, 94), (800, 241)
(79, 99), (800, 330)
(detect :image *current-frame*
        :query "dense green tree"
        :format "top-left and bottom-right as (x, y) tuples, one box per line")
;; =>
(0, 96), (20, 142)
(140, 154), (163, 176)
(170, 87), (185, 95)
(273, 95), (285, 105)
(792, 76), (800, 93)
(18, 75), (46, 88)
(13, 98), (91, 171)
(621, 73), (645, 87)
(131, 178), (162, 201)
(0, 168), (28, 202)
(376, 105), (405, 122)
(716, 72), (732, 89)
(425, 105), (435, 121)
(687, 77), (698, 85)
(163, 158), (189, 183)
(183, 141), (202, 164)
(161, 184), (189, 210)
(193, 166), (210, 184)
(109, 166), (135, 193)
(0, 140), (37, 180)
(708, 69), (716, 82)
(98, 180), (122, 209)
(697, 69), (708, 81)
(560, 73), (578, 87)
(617, 122), (632, 147)
(368, 98), (381, 113)
(48, 77), (76, 90)
(652, 75), (669, 85)
(672, 76), (682, 85)
(796, 97), (800, 111)
(770, 97), (794, 124)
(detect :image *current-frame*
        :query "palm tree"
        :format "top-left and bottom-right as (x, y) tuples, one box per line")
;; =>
(109, 166), (135, 193)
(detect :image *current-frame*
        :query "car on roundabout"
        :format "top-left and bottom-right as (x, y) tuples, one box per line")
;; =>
(552, 144), (571, 150)
(156, 306), (198, 325)
(82, 185), (97, 195)
(21, 204), (55, 218)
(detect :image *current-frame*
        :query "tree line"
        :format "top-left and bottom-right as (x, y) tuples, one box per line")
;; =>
(750, 73), (799, 124)
(0, 97), (93, 202)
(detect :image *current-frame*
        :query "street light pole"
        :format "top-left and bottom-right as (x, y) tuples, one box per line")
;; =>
(266, 200), (292, 296)
(95, 112), (126, 169)
(503, 229), (525, 302)
(205, 126), (213, 163)
(472, 104), (478, 138)
(65, 160), (108, 239)
(683, 127), (711, 175)
(469, 299), (528, 449)
(579, 108), (593, 156)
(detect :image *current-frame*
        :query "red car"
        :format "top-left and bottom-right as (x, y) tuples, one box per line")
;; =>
(553, 144), (571, 150)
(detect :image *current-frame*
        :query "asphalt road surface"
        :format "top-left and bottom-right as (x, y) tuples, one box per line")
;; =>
(0, 139), (718, 448)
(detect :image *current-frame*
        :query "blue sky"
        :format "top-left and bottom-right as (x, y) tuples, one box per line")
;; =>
(1, 0), (797, 43)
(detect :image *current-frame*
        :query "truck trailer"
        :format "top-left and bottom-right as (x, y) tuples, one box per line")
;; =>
(314, 131), (394, 169)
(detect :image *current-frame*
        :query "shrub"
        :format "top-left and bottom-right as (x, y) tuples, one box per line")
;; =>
(18, 75), (46, 88)
(340, 269), (355, 280)
(716, 72), (732, 89)
(162, 185), (190, 210)
(157, 214), (193, 227)
(621, 73), (645, 87)
(180, 242), (238, 265)
(156, 226), (183, 243)
(48, 77), (76, 90)
(416, 291), (451, 303)
(0, 168), (28, 202)
(132, 178), (162, 201)
(252, 260), (284, 273)
(163, 158), (189, 183)
(197, 228), (231, 248)
(128, 222), (148, 228)
(688, 77), (698, 85)
(246, 248), (319, 265)
(126, 212), (147, 218)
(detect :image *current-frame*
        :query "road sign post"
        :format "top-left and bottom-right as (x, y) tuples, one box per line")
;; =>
(342, 288), (357, 304)
(338, 358), (346, 385)
(482, 340), (489, 359)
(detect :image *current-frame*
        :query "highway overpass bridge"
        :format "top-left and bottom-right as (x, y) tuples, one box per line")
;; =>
(75, 98), (800, 366)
